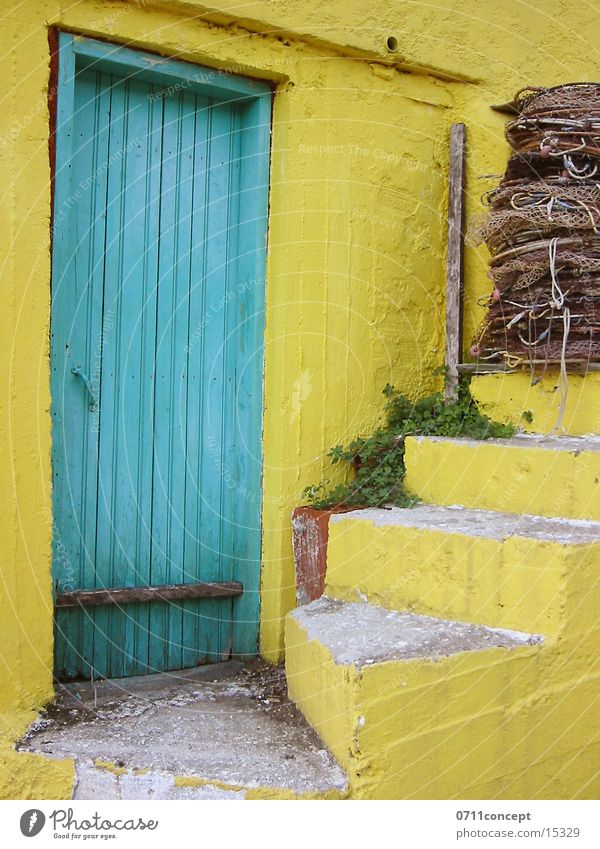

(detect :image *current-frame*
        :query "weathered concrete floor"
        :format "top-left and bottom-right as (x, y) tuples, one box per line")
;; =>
(18, 661), (347, 799)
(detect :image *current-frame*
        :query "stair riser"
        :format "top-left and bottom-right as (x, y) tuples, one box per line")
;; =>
(72, 764), (345, 800)
(358, 675), (600, 799)
(325, 516), (596, 634)
(404, 437), (600, 521)
(285, 613), (357, 771)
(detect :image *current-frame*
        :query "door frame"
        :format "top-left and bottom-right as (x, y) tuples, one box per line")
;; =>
(51, 32), (273, 661)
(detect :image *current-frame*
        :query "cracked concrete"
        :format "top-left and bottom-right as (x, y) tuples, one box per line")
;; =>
(331, 503), (600, 544)
(18, 661), (347, 799)
(292, 598), (543, 668)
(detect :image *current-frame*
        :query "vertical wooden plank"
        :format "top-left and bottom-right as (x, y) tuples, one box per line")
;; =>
(130, 84), (163, 675)
(168, 91), (195, 671)
(181, 95), (210, 669)
(103, 77), (162, 677)
(94, 74), (129, 677)
(217, 103), (242, 658)
(230, 92), (272, 655)
(52, 63), (109, 678)
(179, 99), (225, 665)
(197, 100), (235, 662)
(149, 91), (194, 672)
(445, 122), (466, 404)
(77, 71), (112, 680)
(107, 77), (138, 678)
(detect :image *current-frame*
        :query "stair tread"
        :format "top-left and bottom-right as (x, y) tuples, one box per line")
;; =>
(411, 433), (600, 453)
(291, 598), (542, 668)
(331, 503), (600, 544)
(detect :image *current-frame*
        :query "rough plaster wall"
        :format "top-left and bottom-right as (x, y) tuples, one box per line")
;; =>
(0, 711), (74, 800)
(0, 3), (449, 791)
(157, 0), (599, 84)
(0, 3), (56, 719)
(150, 0), (600, 361)
(2, 2), (596, 793)
(0, 0), (451, 730)
(261, 60), (449, 657)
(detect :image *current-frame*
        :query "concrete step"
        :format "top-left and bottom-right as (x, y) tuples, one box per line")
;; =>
(404, 433), (600, 521)
(325, 504), (599, 635)
(18, 661), (347, 800)
(285, 597), (548, 799)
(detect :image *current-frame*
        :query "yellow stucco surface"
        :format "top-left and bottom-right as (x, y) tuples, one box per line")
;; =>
(287, 613), (578, 799)
(471, 372), (600, 437)
(326, 513), (579, 636)
(1, 0), (600, 798)
(286, 539), (600, 799)
(0, 711), (74, 800)
(285, 430), (600, 798)
(405, 434), (600, 521)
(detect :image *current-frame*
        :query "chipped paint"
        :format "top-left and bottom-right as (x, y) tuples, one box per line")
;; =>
(94, 759), (128, 777)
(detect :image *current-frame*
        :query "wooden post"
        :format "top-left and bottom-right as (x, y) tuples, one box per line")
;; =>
(445, 123), (466, 403)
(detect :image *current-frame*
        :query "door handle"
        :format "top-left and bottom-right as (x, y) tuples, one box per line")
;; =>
(72, 366), (98, 412)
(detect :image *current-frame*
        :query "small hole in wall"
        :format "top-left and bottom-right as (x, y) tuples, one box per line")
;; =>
(386, 35), (399, 52)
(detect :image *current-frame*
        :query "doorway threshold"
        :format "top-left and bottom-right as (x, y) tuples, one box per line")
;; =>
(17, 661), (347, 800)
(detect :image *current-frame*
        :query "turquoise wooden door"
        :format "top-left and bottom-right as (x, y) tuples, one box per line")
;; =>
(51, 35), (271, 680)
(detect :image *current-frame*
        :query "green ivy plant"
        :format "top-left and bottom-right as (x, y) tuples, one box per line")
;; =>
(302, 375), (517, 510)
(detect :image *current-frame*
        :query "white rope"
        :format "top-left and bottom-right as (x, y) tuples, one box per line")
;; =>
(553, 306), (571, 435)
(541, 135), (587, 156)
(549, 237), (565, 308)
(546, 237), (571, 435)
(563, 154), (598, 179)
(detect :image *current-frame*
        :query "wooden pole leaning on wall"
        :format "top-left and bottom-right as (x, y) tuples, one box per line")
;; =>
(445, 123), (466, 403)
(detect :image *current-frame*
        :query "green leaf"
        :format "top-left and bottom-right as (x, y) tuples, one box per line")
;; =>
(302, 374), (516, 510)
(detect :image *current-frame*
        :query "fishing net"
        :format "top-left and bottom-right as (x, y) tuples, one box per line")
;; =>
(471, 82), (600, 369)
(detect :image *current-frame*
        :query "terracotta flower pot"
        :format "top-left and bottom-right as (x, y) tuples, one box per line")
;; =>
(291, 505), (357, 605)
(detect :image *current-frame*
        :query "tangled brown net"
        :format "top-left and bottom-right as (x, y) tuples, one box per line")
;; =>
(471, 82), (600, 368)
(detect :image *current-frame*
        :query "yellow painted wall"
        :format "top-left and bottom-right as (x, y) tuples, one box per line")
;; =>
(0, 0), (450, 779)
(1, 0), (599, 796)
(286, 512), (600, 799)
(470, 373), (600, 436)
(168, 0), (600, 352)
(404, 434), (600, 522)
